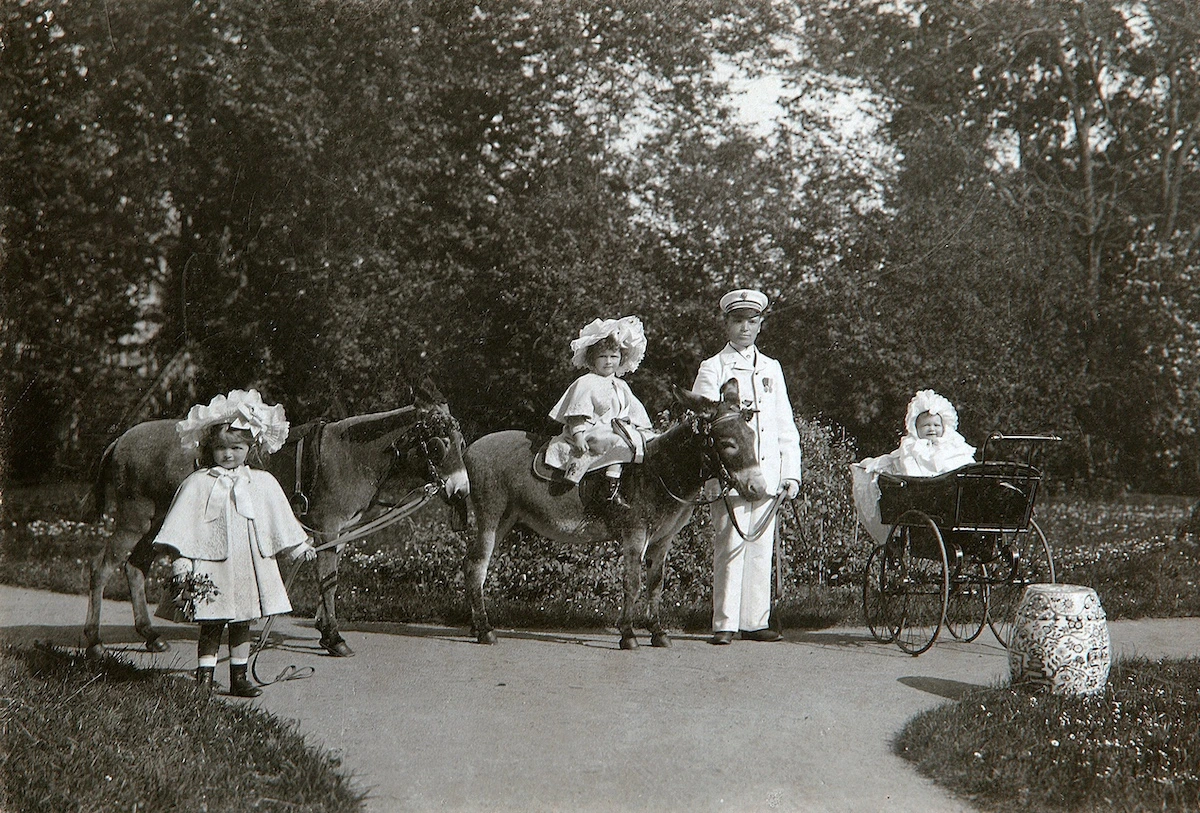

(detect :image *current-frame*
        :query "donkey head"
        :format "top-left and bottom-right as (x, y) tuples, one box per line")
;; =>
(409, 377), (470, 501)
(672, 378), (767, 501)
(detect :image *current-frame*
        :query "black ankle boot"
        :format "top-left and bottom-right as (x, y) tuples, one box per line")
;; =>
(606, 477), (630, 509)
(194, 666), (214, 696)
(229, 663), (262, 697)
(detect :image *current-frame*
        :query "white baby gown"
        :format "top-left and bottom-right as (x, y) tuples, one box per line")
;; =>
(852, 390), (977, 544)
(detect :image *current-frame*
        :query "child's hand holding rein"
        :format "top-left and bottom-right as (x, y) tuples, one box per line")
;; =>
(289, 540), (318, 563)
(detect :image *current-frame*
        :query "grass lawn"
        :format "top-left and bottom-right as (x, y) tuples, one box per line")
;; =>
(0, 643), (365, 812)
(896, 657), (1200, 812)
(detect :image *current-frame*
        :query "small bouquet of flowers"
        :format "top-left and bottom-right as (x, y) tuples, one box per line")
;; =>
(166, 572), (221, 622)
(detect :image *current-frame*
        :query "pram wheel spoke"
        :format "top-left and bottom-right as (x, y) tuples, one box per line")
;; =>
(944, 555), (988, 642)
(986, 519), (1055, 648)
(889, 512), (948, 656)
(863, 545), (900, 643)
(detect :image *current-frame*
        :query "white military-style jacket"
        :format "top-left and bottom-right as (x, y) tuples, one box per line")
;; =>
(692, 343), (802, 495)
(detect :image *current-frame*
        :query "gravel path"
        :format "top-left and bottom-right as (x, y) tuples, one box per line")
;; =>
(3, 586), (1198, 812)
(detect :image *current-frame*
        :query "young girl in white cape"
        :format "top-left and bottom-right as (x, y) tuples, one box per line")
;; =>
(154, 390), (315, 697)
(544, 316), (653, 507)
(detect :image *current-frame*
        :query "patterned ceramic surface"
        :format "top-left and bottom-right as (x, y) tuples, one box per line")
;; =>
(1008, 583), (1111, 696)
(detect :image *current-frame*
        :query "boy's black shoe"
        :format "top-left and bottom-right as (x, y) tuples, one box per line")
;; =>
(709, 631), (735, 645)
(740, 628), (783, 642)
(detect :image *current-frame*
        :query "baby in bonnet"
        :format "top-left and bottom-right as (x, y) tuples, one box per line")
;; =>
(852, 389), (977, 543)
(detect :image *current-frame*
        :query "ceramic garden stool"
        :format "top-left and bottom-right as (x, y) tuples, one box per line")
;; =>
(1007, 583), (1111, 696)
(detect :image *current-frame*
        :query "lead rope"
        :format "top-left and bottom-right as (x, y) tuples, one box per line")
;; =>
(249, 483), (439, 686)
(723, 490), (786, 542)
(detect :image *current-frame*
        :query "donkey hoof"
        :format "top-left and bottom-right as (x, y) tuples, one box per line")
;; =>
(85, 644), (107, 660)
(650, 632), (672, 648)
(476, 629), (497, 645)
(320, 638), (356, 658)
(145, 638), (170, 653)
(619, 635), (639, 650)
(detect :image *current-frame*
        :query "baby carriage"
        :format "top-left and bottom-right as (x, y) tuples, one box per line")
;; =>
(854, 433), (1062, 655)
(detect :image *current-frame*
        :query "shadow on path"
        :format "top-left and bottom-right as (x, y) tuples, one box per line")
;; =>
(898, 675), (992, 700)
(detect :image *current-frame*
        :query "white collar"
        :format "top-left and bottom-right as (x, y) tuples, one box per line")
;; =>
(724, 343), (758, 364)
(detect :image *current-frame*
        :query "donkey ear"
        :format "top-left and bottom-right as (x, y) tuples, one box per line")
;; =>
(718, 377), (742, 405)
(414, 376), (446, 406)
(672, 385), (717, 415)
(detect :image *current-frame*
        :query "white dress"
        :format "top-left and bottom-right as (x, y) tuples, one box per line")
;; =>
(544, 373), (653, 483)
(154, 466), (309, 622)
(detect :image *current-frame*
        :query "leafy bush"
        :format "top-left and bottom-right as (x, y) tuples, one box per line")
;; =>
(778, 417), (863, 587)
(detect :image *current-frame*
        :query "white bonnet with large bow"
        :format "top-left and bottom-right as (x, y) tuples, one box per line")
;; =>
(569, 315), (647, 377)
(176, 389), (290, 455)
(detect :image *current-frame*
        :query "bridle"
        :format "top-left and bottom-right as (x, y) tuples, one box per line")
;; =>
(653, 406), (757, 506)
(402, 407), (462, 498)
(290, 405), (462, 530)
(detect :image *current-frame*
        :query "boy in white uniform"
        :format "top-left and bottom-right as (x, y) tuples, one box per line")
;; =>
(692, 289), (802, 644)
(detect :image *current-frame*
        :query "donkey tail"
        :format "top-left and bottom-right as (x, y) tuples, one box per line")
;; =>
(85, 439), (119, 521)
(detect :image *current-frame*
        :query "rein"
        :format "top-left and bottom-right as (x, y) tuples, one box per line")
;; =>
(249, 482), (439, 687)
(250, 407), (459, 687)
(722, 490), (787, 542)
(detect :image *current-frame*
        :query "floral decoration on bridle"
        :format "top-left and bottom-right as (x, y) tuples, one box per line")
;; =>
(397, 408), (462, 489)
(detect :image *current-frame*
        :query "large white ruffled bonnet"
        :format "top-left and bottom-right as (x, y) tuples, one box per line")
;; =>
(569, 316), (646, 376)
(904, 389), (959, 436)
(176, 389), (290, 455)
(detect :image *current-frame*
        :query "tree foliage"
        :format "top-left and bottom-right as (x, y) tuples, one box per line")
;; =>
(3, 0), (1198, 492)
(803, 0), (1200, 487)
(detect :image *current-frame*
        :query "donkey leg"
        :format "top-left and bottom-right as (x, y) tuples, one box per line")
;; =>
(125, 539), (168, 653)
(618, 532), (648, 650)
(644, 536), (673, 648)
(314, 548), (354, 657)
(465, 518), (505, 645)
(85, 503), (154, 659)
(84, 540), (121, 659)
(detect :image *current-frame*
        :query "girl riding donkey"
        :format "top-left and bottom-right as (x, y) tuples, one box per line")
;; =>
(544, 316), (653, 508)
(154, 390), (316, 697)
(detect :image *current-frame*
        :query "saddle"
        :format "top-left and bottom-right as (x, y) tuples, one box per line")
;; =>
(531, 443), (564, 483)
(532, 443), (627, 512)
(532, 419), (646, 484)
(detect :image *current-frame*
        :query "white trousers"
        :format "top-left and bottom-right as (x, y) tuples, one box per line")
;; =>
(711, 495), (778, 633)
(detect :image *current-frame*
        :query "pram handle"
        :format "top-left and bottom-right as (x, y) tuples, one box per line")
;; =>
(981, 432), (1063, 464)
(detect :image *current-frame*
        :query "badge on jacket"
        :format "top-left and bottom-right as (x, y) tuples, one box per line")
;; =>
(763, 378), (773, 393)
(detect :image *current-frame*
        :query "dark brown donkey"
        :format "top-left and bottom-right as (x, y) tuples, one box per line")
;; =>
(461, 379), (767, 650)
(84, 379), (469, 659)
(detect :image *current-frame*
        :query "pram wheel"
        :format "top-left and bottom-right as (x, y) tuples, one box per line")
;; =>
(986, 519), (1055, 648)
(888, 511), (949, 656)
(863, 544), (900, 643)
(944, 556), (988, 642)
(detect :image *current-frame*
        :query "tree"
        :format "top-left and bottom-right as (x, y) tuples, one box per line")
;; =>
(806, 0), (1200, 488)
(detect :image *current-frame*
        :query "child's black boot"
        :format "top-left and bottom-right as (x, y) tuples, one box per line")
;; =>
(194, 666), (214, 697)
(229, 663), (262, 698)
(606, 476), (630, 509)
